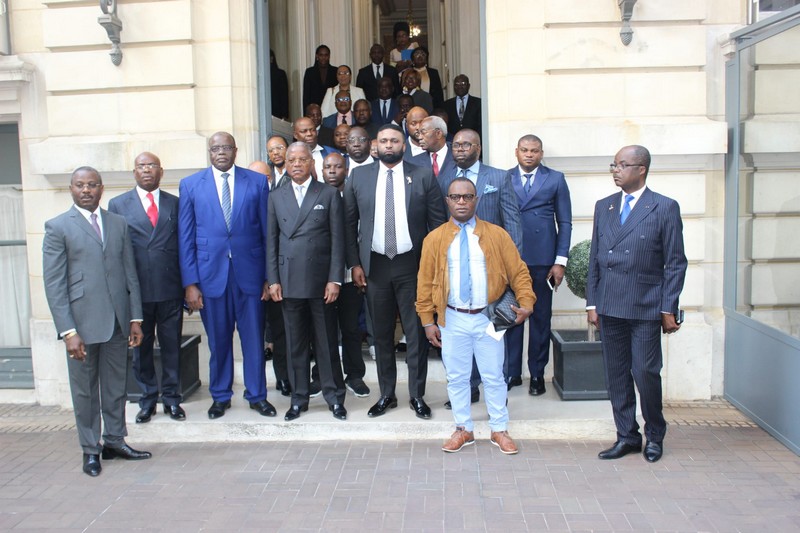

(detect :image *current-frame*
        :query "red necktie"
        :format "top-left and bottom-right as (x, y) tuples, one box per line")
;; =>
(146, 192), (158, 227)
(431, 152), (439, 177)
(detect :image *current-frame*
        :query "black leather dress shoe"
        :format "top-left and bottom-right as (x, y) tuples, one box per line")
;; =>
(329, 404), (347, 420)
(444, 388), (480, 410)
(529, 377), (546, 396)
(135, 405), (157, 424)
(264, 346), (273, 361)
(598, 441), (642, 460)
(409, 397), (432, 419)
(367, 396), (398, 417)
(82, 454), (101, 477)
(644, 441), (663, 463)
(250, 400), (277, 417)
(507, 376), (523, 391)
(276, 379), (292, 397)
(101, 444), (152, 460)
(208, 400), (231, 419)
(395, 342), (407, 352)
(284, 404), (308, 421)
(163, 404), (186, 421)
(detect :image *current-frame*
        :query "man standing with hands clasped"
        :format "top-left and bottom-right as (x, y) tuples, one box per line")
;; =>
(43, 167), (151, 477)
(587, 145), (687, 463)
(417, 177), (535, 455)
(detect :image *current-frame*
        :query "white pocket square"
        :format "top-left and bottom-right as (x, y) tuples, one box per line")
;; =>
(483, 184), (498, 194)
(313, 204), (326, 210)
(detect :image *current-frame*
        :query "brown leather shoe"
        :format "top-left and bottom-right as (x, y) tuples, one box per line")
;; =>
(442, 428), (475, 453)
(490, 431), (519, 455)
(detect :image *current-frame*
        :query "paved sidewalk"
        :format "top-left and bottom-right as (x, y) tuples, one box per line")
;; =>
(0, 401), (798, 531)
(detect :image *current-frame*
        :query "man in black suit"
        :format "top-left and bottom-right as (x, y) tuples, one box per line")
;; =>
(371, 77), (399, 127)
(401, 69), (434, 114)
(411, 47), (444, 110)
(443, 75), (482, 140)
(108, 152), (186, 423)
(302, 44), (338, 110)
(344, 124), (448, 419)
(306, 103), (335, 148)
(356, 44), (399, 102)
(587, 145), (687, 463)
(268, 143), (348, 421)
(43, 167), (150, 477)
(353, 99), (379, 139)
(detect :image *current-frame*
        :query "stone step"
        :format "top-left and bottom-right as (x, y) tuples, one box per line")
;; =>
(125, 381), (616, 444)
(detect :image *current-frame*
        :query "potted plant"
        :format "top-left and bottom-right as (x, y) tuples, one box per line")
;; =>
(550, 239), (608, 400)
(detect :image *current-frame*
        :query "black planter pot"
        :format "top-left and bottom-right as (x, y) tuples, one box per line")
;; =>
(126, 335), (202, 403)
(551, 329), (608, 401)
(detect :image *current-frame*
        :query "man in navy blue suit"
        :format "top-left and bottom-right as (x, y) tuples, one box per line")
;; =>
(587, 145), (687, 463)
(108, 152), (186, 423)
(438, 128), (522, 407)
(371, 77), (398, 127)
(505, 134), (572, 395)
(178, 132), (275, 419)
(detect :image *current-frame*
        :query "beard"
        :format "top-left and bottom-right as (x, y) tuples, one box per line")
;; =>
(378, 150), (403, 164)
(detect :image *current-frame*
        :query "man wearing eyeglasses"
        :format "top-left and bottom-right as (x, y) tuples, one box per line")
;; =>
(322, 90), (355, 129)
(417, 177), (534, 454)
(437, 128), (523, 408)
(266, 135), (290, 189)
(178, 132), (274, 420)
(587, 145), (687, 463)
(108, 152), (186, 424)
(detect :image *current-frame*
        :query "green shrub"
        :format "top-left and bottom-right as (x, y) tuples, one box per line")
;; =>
(564, 239), (591, 301)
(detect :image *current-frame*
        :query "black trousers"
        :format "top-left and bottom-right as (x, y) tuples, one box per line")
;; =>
(135, 298), (183, 408)
(336, 282), (366, 380)
(366, 252), (427, 399)
(282, 297), (345, 406)
(265, 299), (288, 383)
(599, 314), (667, 445)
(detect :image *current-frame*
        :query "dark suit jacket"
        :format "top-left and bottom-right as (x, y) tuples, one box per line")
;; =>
(420, 67), (444, 109)
(271, 65), (290, 120)
(178, 166), (269, 298)
(343, 160), (448, 276)
(267, 179), (344, 299)
(43, 207), (142, 343)
(444, 95), (482, 138)
(509, 165), (572, 266)
(322, 112), (354, 129)
(371, 98), (398, 126)
(356, 63), (400, 101)
(303, 64), (338, 110)
(438, 163), (523, 252)
(586, 187), (687, 320)
(408, 144), (456, 178)
(317, 125), (335, 148)
(108, 189), (183, 303)
(409, 89), (433, 114)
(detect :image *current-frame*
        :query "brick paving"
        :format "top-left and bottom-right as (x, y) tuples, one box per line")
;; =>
(0, 401), (798, 531)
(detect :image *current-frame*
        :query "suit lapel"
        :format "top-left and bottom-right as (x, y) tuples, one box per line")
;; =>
(609, 188), (658, 246)
(528, 166), (549, 202)
(510, 167), (526, 204)
(123, 189), (154, 238)
(474, 165), (489, 199)
(69, 206), (103, 246)
(289, 180), (320, 236)
(152, 192), (174, 241)
(201, 169), (228, 231)
(230, 166), (248, 229)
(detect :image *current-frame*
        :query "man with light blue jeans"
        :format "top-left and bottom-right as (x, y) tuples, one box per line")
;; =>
(417, 177), (535, 454)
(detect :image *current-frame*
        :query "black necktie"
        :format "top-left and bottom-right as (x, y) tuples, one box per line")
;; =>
(376, 65), (381, 80)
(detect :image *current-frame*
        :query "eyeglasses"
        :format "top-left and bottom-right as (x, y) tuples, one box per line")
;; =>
(73, 182), (101, 190)
(287, 157), (311, 165)
(447, 193), (476, 203)
(336, 97), (351, 103)
(210, 145), (235, 153)
(135, 163), (160, 170)
(268, 146), (287, 153)
(337, 71), (351, 76)
(609, 162), (643, 171)
(452, 142), (475, 150)
(347, 136), (369, 144)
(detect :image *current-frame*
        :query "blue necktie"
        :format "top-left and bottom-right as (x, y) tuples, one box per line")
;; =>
(620, 194), (634, 224)
(459, 223), (470, 303)
(523, 173), (533, 194)
(221, 172), (232, 230)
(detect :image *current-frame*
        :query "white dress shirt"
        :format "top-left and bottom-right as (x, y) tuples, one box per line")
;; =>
(136, 186), (160, 213)
(372, 162), (412, 256)
(73, 204), (103, 242)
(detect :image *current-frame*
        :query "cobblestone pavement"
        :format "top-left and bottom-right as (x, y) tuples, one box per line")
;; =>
(0, 400), (798, 532)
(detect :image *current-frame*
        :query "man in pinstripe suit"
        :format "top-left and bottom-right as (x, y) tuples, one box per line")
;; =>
(586, 145), (687, 463)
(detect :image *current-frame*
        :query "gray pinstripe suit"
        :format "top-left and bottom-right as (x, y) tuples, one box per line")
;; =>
(586, 187), (687, 445)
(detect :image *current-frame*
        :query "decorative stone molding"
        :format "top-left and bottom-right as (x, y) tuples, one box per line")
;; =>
(618, 0), (637, 46)
(97, 0), (123, 65)
(0, 56), (34, 85)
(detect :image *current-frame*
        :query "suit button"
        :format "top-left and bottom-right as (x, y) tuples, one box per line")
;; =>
(625, 250), (630, 254)
(608, 250), (612, 254)
(608, 267), (612, 271)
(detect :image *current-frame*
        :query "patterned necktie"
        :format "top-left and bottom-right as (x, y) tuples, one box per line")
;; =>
(90, 213), (102, 242)
(431, 152), (439, 177)
(523, 173), (533, 194)
(295, 184), (305, 207)
(384, 169), (397, 259)
(620, 194), (634, 224)
(221, 172), (232, 230)
(145, 192), (158, 227)
(341, 114), (347, 125)
(458, 97), (465, 122)
(459, 223), (470, 303)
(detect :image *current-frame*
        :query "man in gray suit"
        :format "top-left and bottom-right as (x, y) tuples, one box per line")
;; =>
(438, 128), (523, 407)
(268, 143), (348, 421)
(43, 167), (152, 477)
(587, 145), (687, 463)
(108, 152), (186, 423)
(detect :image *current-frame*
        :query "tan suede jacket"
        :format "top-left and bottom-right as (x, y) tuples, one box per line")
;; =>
(416, 217), (536, 328)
